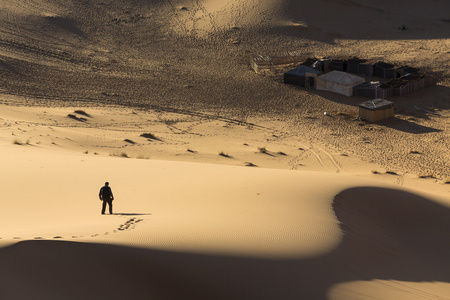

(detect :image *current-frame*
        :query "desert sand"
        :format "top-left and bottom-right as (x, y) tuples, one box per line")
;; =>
(0, 0), (449, 299)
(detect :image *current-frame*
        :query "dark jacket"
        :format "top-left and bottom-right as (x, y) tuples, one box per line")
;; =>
(99, 186), (114, 201)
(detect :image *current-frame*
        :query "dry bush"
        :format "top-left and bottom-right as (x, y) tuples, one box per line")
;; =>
(219, 151), (231, 158)
(12, 139), (30, 145)
(74, 110), (91, 117)
(258, 147), (267, 154)
(418, 174), (436, 179)
(385, 171), (398, 175)
(140, 133), (159, 140)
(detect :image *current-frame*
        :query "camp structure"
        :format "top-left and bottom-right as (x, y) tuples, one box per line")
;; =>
(396, 65), (420, 77)
(299, 57), (331, 73)
(249, 51), (305, 74)
(283, 65), (323, 88)
(310, 58), (332, 73)
(346, 58), (373, 77)
(358, 99), (394, 122)
(316, 71), (365, 96)
(402, 73), (435, 91)
(330, 59), (346, 72)
(354, 81), (394, 99)
(373, 62), (398, 79)
(386, 78), (411, 96)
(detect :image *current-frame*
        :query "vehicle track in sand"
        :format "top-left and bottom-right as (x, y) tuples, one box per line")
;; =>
(289, 143), (347, 174)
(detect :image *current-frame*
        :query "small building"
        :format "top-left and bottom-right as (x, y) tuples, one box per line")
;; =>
(316, 71), (365, 96)
(354, 81), (394, 99)
(283, 65), (323, 88)
(358, 99), (394, 122)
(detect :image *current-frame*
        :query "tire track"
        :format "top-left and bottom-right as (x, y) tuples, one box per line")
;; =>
(309, 147), (337, 173)
(165, 0), (190, 35)
(313, 145), (348, 174)
(288, 144), (348, 173)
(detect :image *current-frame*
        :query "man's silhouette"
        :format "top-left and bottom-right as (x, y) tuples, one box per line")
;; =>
(99, 182), (114, 215)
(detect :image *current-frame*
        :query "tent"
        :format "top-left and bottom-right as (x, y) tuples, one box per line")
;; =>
(330, 59), (346, 72)
(396, 65), (420, 77)
(354, 81), (394, 99)
(311, 58), (332, 73)
(284, 65), (323, 88)
(373, 62), (398, 79)
(300, 58), (331, 72)
(316, 71), (365, 96)
(386, 78), (411, 96)
(346, 58), (372, 77)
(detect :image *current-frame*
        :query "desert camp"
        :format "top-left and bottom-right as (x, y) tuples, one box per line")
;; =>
(0, 0), (449, 299)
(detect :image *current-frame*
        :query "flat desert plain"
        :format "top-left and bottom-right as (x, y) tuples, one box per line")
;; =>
(0, 0), (449, 299)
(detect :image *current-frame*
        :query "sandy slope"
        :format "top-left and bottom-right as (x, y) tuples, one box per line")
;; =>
(0, 143), (449, 299)
(0, 0), (450, 299)
(0, 105), (449, 300)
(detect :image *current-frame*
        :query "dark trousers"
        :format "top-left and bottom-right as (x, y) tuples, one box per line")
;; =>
(102, 200), (113, 214)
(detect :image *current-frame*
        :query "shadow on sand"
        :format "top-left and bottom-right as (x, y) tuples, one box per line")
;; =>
(112, 213), (152, 216)
(377, 117), (442, 134)
(0, 187), (449, 299)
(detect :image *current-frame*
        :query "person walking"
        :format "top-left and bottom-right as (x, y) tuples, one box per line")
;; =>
(99, 182), (114, 215)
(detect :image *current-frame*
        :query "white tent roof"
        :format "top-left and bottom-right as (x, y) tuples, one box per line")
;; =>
(317, 71), (364, 85)
(316, 71), (365, 96)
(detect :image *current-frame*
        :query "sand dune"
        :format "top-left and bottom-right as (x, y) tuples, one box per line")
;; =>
(0, 141), (449, 299)
(0, 0), (449, 299)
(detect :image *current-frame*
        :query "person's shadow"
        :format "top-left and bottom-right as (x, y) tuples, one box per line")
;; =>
(111, 213), (152, 216)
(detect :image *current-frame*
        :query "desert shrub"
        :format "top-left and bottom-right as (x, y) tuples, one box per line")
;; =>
(219, 151), (231, 158)
(258, 147), (267, 153)
(140, 133), (158, 140)
(74, 110), (91, 117)
(418, 174), (436, 179)
(385, 171), (398, 175)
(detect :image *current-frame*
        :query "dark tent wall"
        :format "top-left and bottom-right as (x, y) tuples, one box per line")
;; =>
(284, 66), (323, 87)
(354, 82), (394, 99)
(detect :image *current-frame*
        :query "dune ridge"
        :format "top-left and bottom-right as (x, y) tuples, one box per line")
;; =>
(1, 181), (449, 299)
(0, 0), (449, 299)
